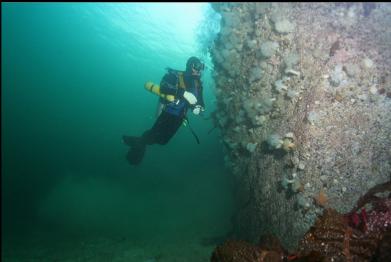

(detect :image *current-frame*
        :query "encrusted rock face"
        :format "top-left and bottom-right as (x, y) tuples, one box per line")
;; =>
(210, 2), (391, 250)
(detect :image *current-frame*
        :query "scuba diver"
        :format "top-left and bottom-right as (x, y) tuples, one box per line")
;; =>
(122, 56), (205, 166)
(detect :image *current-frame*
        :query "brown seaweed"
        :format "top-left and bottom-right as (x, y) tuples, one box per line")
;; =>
(351, 181), (391, 213)
(211, 181), (391, 262)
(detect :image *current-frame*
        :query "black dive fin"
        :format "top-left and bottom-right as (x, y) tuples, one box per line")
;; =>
(126, 144), (146, 166)
(123, 135), (146, 165)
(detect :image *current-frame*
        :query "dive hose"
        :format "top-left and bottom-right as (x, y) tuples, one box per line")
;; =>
(184, 117), (200, 144)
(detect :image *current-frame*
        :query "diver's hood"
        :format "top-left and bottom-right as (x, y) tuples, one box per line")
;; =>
(186, 56), (203, 74)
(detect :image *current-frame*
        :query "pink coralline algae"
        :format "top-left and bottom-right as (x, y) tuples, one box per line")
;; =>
(344, 181), (391, 236)
(344, 208), (368, 232)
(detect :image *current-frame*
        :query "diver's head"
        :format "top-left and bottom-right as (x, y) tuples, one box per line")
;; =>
(186, 56), (204, 77)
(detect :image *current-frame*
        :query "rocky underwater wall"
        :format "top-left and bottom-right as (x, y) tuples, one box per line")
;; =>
(210, 2), (391, 250)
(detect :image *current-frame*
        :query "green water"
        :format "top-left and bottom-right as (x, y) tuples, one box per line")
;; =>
(2, 3), (232, 261)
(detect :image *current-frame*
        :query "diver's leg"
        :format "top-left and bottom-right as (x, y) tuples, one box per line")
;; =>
(141, 111), (173, 145)
(123, 112), (170, 165)
(154, 113), (184, 145)
(123, 112), (183, 165)
(122, 112), (169, 148)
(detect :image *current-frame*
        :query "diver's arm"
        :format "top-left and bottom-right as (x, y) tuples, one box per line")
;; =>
(189, 84), (205, 115)
(190, 83), (205, 109)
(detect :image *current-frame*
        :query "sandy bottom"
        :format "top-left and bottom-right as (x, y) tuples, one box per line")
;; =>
(3, 156), (231, 261)
(2, 229), (219, 262)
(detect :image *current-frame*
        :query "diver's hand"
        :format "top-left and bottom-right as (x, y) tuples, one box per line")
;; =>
(192, 105), (204, 115)
(183, 91), (197, 105)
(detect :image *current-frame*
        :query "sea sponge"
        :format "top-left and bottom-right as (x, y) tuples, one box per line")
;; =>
(297, 194), (311, 209)
(291, 179), (303, 193)
(282, 138), (296, 152)
(254, 115), (267, 126)
(274, 79), (288, 93)
(249, 66), (263, 82)
(246, 142), (258, 153)
(286, 89), (300, 100)
(243, 97), (275, 125)
(267, 134), (283, 149)
(246, 39), (258, 50)
(260, 41), (279, 58)
(307, 111), (319, 125)
(274, 19), (295, 34)
(283, 53), (300, 69)
(281, 173), (302, 193)
(329, 64), (345, 87)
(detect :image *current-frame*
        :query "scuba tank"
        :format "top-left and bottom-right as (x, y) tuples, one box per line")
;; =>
(144, 81), (175, 102)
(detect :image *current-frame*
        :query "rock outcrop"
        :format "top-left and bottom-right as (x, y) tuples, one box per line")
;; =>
(210, 2), (391, 250)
